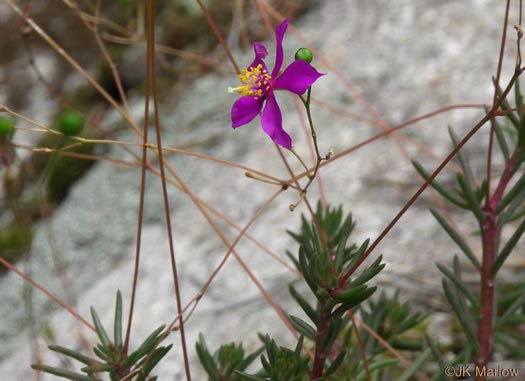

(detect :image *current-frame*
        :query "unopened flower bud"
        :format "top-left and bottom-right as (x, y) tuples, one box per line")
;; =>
(295, 48), (313, 63)
(59, 111), (85, 136)
(0, 117), (14, 137)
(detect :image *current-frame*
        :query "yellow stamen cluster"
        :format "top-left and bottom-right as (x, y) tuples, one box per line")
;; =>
(231, 64), (272, 100)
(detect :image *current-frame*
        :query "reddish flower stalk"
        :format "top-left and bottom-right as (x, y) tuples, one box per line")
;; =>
(478, 211), (496, 377)
(311, 305), (331, 379)
(476, 148), (521, 380)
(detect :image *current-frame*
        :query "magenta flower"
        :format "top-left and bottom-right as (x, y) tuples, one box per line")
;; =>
(230, 18), (324, 148)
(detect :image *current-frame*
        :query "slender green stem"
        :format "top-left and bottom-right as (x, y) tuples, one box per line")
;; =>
(291, 87), (328, 211)
(301, 87), (323, 161)
(288, 148), (312, 178)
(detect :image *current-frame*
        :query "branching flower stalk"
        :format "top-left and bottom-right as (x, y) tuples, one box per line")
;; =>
(290, 86), (330, 211)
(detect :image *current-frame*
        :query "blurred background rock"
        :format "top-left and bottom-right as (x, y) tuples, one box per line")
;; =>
(1, 0), (523, 379)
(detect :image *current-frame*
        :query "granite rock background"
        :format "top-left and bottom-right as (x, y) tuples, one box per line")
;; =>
(1, 0), (524, 379)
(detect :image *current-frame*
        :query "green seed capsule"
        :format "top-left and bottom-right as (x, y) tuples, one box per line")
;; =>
(0, 117), (15, 136)
(59, 111), (85, 136)
(295, 48), (313, 63)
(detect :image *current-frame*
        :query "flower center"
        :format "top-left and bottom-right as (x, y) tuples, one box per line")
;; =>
(228, 64), (272, 100)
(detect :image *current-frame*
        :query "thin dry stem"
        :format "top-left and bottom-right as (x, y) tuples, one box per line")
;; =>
(6, 0), (143, 139)
(349, 311), (371, 381)
(287, 104), (490, 184)
(258, 0), (473, 236)
(0, 257), (95, 331)
(92, 0), (133, 124)
(353, 313), (429, 381)
(3, 105), (283, 184)
(195, 0), (240, 74)
(102, 34), (231, 70)
(146, 0), (191, 377)
(339, 71), (522, 286)
(486, 0), (511, 207)
(123, 0), (153, 354)
(141, 189), (315, 365)
(11, 138), (300, 279)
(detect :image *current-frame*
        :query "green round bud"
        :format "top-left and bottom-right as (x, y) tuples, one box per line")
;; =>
(0, 117), (15, 136)
(295, 48), (313, 63)
(316, 287), (330, 301)
(59, 111), (85, 136)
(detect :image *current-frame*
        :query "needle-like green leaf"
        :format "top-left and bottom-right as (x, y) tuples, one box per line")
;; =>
(457, 174), (485, 223)
(494, 120), (510, 160)
(449, 126), (476, 188)
(412, 160), (469, 209)
(397, 347), (432, 381)
(114, 290), (123, 349)
(288, 283), (319, 326)
(289, 315), (316, 340)
(48, 345), (96, 366)
(430, 209), (479, 268)
(442, 280), (480, 355)
(492, 216), (525, 275)
(436, 263), (479, 311)
(90, 307), (111, 349)
(497, 171), (525, 214)
(31, 365), (96, 381)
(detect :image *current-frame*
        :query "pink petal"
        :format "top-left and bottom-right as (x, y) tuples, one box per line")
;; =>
(260, 91), (292, 148)
(271, 18), (291, 78)
(248, 43), (269, 71)
(272, 60), (324, 94)
(254, 42), (268, 59)
(232, 96), (264, 128)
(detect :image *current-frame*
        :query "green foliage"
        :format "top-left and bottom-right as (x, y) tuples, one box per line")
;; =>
(421, 78), (525, 378)
(287, 202), (382, 294)
(207, 203), (400, 381)
(196, 334), (263, 381)
(494, 282), (525, 358)
(430, 209), (479, 268)
(236, 335), (310, 381)
(314, 290), (429, 380)
(359, 290), (428, 356)
(442, 278), (480, 355)
(289, 205), (382, 357)
(32, 291), (171, 380)
(397, 347), (432, 381)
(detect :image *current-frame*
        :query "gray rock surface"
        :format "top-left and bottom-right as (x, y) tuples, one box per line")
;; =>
(2, 0), (524, 379)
